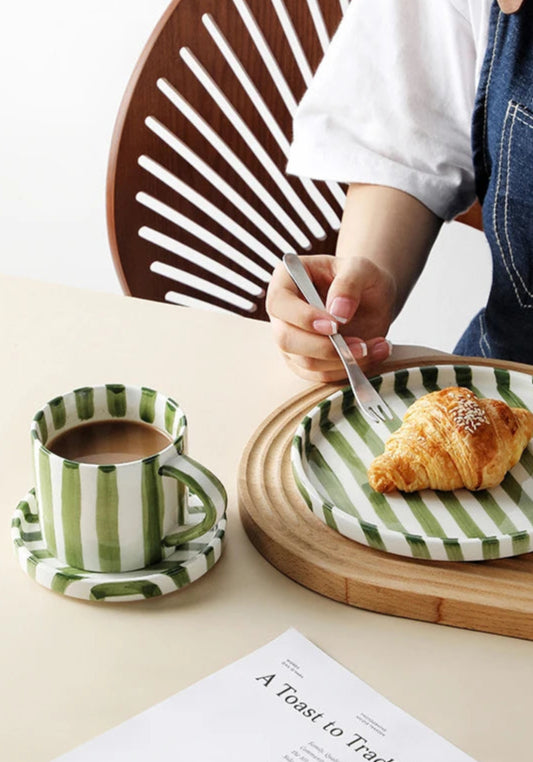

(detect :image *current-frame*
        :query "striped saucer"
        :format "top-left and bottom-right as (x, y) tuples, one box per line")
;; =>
(11, 489), (226, 602)
(292, 364), (533, 562)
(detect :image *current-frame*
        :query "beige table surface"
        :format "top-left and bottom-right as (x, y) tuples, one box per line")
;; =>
(1, 273), (531, 762)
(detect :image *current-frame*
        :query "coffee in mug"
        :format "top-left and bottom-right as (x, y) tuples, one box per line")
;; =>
(31, 384), (227, 573)
(47, 419), (172, 464)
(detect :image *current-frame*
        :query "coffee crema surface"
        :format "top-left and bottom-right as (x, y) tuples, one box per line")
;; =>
(47, 419), (172, 464)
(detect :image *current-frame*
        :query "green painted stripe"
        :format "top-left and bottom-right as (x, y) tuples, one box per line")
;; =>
(436, 490), (487, 538)
(473, 489), (519, 534)
(176, 478), (187, 525)
(142, 456), (164, 566)
(203, 545), (215, 569)
(494, 367), (530, 410)
(482, 537), (500, 560)
(51, 570), (85, 595)
(492, 371), (533, 478)
(26, 556), (38, 579)
(38, 448), (57, 557)
(165, 400), (178, 435)
(500, 473), (533, 525)
(169, 566), (192, 588)
(394, 369), (417, 407)
(32, 548), (56, 559)
(33, 410), (48, 444)
(453, 365), (483, 397)
(90, 581), (163, 600)
(16, 499), (39, 524)
(402, 493), (448, 538)
(442, 538), (465, 562)
(420, 366), (440, 392)
(512, 531), (531, 556)
(61, 461), (84, 568)
(49, 396), (66, 430)
(359, 522), (386, 552)
(16, 527), (43, 543)
(305, 442), (362, 519)
(318, 398), (331, 427)
(17, 531), (43, 543)
(291, 444), (313, 511)
(301, 414), (312, 443)
(322, 502), (339, 532)
(453, 365), (474, 389)
(405, 535), (431, 560)
(96, 466), (121, 571)
(140, 387), (157, 423)
(74, 387), (94, 420)
(519, 448), (533, 476)
(106, 384), (127, 417)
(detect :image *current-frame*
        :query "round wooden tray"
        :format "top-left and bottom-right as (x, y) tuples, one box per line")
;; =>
(238, 355), (533, 641)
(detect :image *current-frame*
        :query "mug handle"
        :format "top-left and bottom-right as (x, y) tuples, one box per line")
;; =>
(159, 453), (226, 547)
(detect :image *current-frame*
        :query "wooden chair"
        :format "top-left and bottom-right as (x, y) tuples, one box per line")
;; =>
(106, 0), (482, 320)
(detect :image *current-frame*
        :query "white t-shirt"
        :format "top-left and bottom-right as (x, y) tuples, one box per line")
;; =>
(287, 0), (493, 221)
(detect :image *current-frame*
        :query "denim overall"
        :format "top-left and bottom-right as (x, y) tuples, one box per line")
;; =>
(454, 1), (533, 362)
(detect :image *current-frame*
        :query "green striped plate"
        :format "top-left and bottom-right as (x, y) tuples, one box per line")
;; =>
(11, 489), (226, 601)
(291, 364), (533, 562)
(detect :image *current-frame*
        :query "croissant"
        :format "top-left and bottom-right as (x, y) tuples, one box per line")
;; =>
(368, 386), (533, 493)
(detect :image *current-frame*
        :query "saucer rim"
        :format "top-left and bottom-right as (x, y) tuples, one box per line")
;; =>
(11, 488), (226, 602)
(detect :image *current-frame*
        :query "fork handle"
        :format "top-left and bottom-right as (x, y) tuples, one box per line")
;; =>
(283, 253), (326, 311)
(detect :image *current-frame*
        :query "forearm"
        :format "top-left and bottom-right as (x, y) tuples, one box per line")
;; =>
(336, 184), (443, 319)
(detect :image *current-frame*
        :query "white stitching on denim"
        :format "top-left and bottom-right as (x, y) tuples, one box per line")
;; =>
(479, 312), (490, 357)
(504, 104), (533, 302)
(492, 101), (533, 308)
(515, 115), (533, 129)
(482, 11), (503, 176)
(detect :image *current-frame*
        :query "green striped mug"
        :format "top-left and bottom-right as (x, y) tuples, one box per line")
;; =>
(31, 384), (227, 573)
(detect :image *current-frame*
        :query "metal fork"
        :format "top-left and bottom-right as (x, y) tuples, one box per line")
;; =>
(283, 253), (393, 424)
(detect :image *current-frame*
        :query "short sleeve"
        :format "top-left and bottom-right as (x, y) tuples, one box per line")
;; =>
(287, 0), (479, 221)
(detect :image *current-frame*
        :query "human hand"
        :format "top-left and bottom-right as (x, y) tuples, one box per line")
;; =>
(266, 254), (395, 382)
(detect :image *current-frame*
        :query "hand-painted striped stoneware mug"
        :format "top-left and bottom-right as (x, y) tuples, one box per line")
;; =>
(31, 384), (227, 573)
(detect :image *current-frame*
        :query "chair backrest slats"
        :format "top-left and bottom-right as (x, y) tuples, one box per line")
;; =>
(107, 0), (347, 319)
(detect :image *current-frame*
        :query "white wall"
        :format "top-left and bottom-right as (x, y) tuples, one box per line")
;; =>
(389, 221), (491, 352)
(0, 1), (491, 353)
(0, 1), (169, 293)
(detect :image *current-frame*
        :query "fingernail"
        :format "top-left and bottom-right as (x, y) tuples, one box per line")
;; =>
(346, 338), (368, 358)
(328, 297), (355, 324)
(370, 339), (393, 359)
(313, 319), (338, 336)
